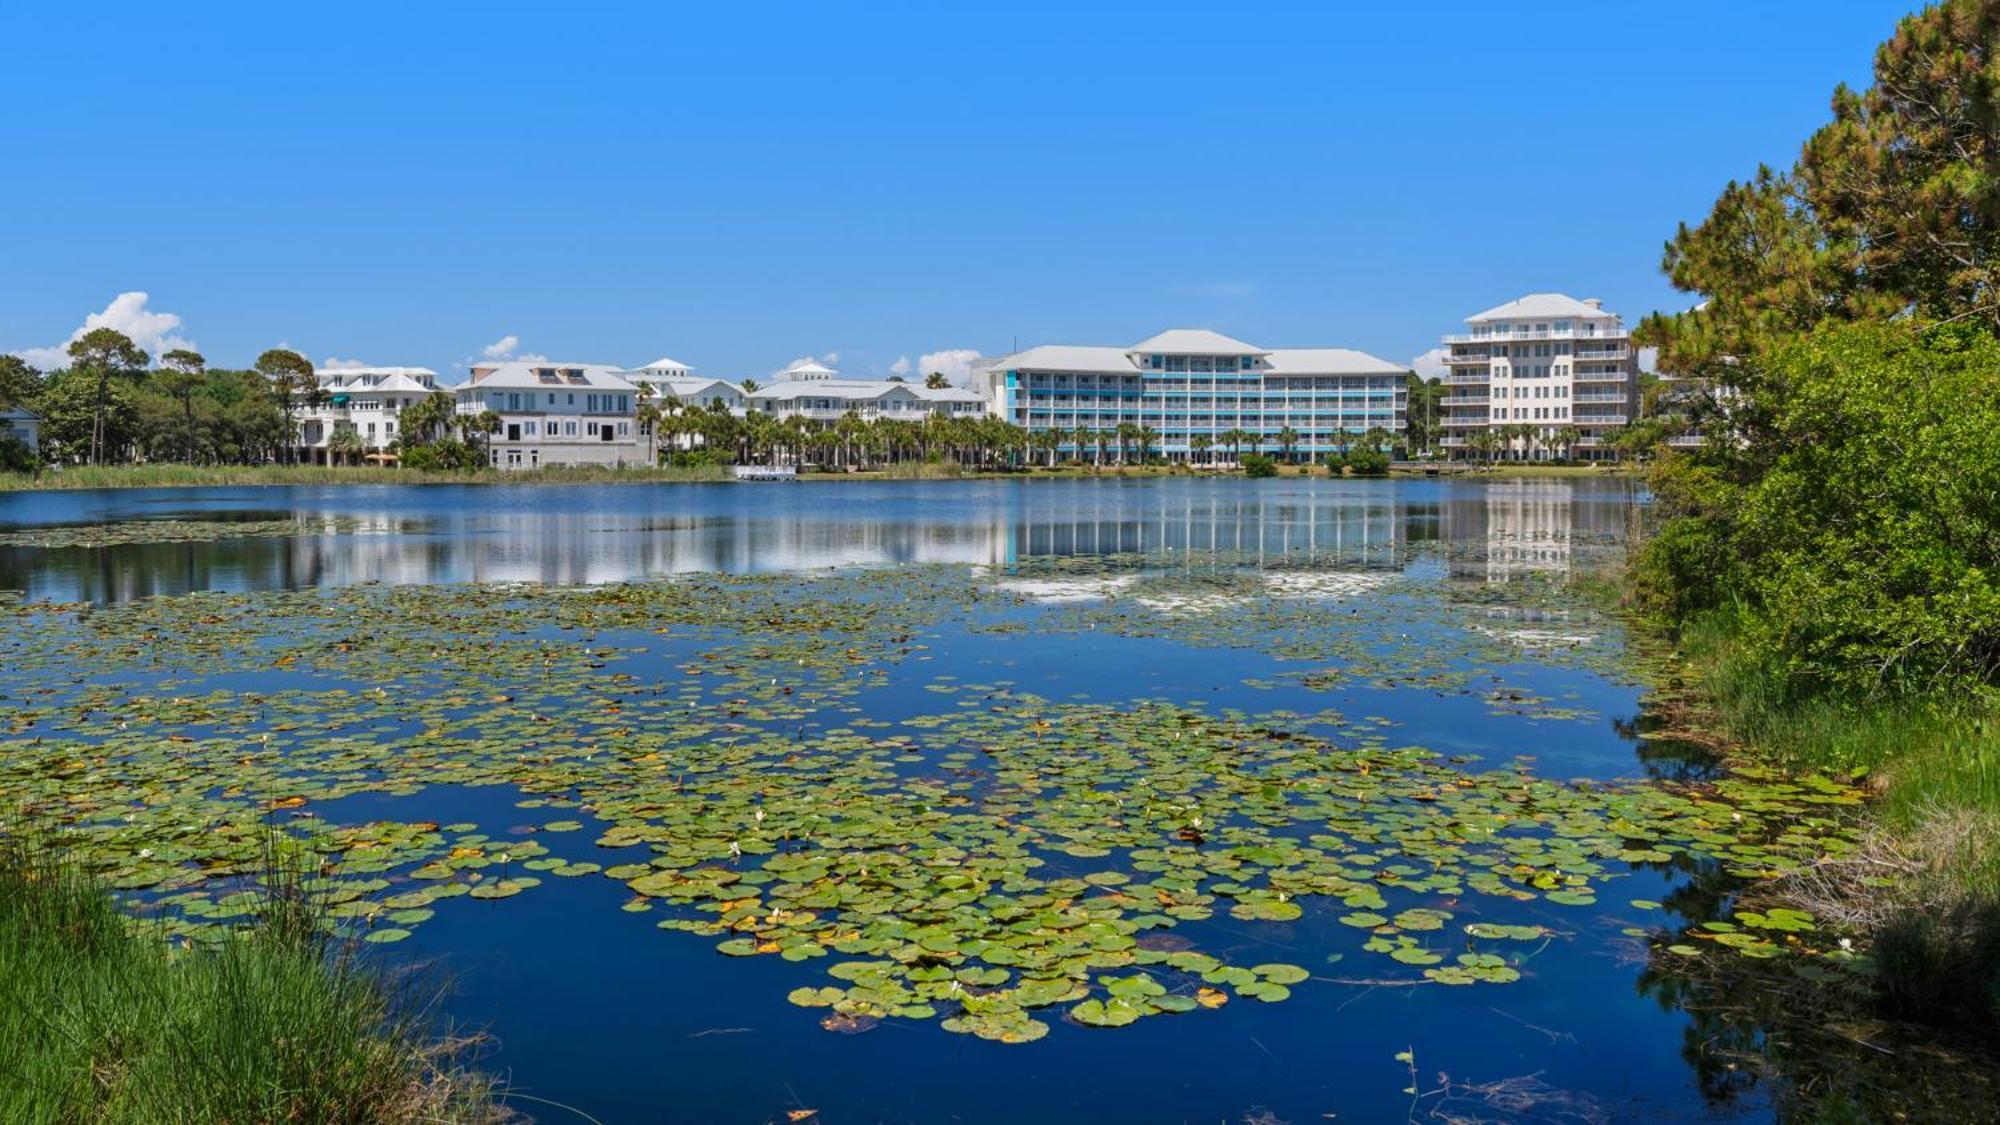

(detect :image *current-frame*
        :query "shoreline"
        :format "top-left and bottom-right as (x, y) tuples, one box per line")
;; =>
(0, 462), (1641, 492)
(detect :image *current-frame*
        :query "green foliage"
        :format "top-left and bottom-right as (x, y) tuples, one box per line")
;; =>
(0, 840), (496, 1123)
(0, 435), (37, 473)
(1344, 446), (1390, 477)
(1240, 453), (1277, 478)
(399, 438), (484, 472)
(1642, 321), (2000, 699)
(0, 355), (38, 410)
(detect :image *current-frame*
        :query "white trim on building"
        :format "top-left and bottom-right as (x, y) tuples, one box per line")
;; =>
(1437, 294), (1639, 462)
(0, 406), (40, 457)
(455, 362), (644, 469)
(299, 366), (443, 460)
(983, 330), (1407, 461)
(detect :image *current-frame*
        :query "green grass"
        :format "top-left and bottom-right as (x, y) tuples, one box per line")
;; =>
(1668, 610), (2000, 1030)
(0, 462), (732, 490)
(0, 840), (498, 1123)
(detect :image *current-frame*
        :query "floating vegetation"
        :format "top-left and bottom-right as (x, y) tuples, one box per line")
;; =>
(0, 516), (373, 549)
(0, 560), (1868, 1043)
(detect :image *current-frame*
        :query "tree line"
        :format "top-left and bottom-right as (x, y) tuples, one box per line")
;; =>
(0, 330), (324, 468)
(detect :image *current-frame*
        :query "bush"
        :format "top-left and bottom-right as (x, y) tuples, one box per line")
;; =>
(1320, 453), (1346, 475)
(667, 447), (734, 468)
(0, 435), (37, 473)
(400, 439), (484, 472)
(1345, 447), (1390, 476)
(1642, 320), (2000, 700)
(1240, 453), (1277, 478)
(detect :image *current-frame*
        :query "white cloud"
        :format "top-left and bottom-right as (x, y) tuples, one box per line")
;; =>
(14, 291), (195, 370)
(820, 351), (840, 366)
(1409, 347), (1448, 380)
(481, 334), (521, 359)
(888, 355), (911, 376)
(918, 348), (983, 386)
(1638, 346), (1659, 374)
(321, 356), (369, 371)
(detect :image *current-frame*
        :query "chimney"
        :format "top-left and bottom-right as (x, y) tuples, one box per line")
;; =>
(1583, 298), (1604, 310)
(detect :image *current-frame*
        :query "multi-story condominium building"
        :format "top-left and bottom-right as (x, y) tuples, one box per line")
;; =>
(1437, 294), (1638, 461)
(298, 366), (443, 462)
(981, 329), (1407, 462)
(455, 361), (644, 469)
(0, 406), (40, 457)
(745, 359), (986, 421)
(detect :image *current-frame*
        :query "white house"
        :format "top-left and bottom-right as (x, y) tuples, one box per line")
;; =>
(745, 358), (987, 421)
(298, 366), (443, 462)
(0, 406), (40, 457)
(454, 361), (643, 469)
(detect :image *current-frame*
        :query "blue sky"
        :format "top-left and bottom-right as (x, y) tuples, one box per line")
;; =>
(0, 1), (1905, 381)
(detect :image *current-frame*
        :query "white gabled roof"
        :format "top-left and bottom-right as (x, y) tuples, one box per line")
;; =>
(995, 345), (1138, 373)
(635, 356), (690, 372)
(1129, 328), (1268, 356)
(1263, 348), (1407, 376)
(315, 365), (438, 379)
(460, 362), (637, 392)
(642, 375), (739, 397)
(1465, 293), (1615, 323)
(1, 406), (39, 421)
(775, 359), (838, 379)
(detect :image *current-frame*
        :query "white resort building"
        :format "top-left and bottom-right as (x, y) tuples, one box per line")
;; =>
(455, 362), (644, 469)
(745, 358), (987, 421)
(980, 329), (1407, 462)
(1437, 294), (1639, 461)
(0, 406), (40, 457)
(299, 366), (444, 462)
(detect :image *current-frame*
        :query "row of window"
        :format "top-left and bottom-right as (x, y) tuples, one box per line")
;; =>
(488, 392), (633, 413)
(509, 420), (632, 439)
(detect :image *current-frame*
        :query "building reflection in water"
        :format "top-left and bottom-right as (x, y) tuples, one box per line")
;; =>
(0, 480), (1636, 604)
(1442, 479), (1635, 582)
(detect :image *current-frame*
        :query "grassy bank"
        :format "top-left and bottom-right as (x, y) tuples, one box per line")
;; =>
(0, 462), (732, 490)
(1657, 609), (2000, 1031)
(0, 842), (499, 1123)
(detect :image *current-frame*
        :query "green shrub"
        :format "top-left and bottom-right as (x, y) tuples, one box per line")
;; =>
(1344, 447), (1390, 476)
(1241, 453), (1277, 478)
(0, 435), (36, 474)
(1643, 321), (2000, 700)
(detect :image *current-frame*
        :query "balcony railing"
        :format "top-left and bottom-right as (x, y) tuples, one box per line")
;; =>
(1575, 414), (1629, 425)
(1441, 352), (1490, 365)
(1575, 393), (1627, 403)
(1573, 370), (1629, 383)
(1446, 374), (1490, 385)
(1441, 327), (1627, 344)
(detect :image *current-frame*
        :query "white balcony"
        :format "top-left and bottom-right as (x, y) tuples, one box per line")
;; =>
(1441, 327), (1628, 345)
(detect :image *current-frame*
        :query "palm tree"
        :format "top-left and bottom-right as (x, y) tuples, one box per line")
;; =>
(1276, 425), (1300, 464)
(1134, 425), (1159, 464)
(924, 372), (950, 390)
(462, 410), (502, 464)
(327, 422), (364, 467)
(1113, 422), (1139, 466)
(1553, 424), (1582, 463)
(1190, 432), (1213, 467)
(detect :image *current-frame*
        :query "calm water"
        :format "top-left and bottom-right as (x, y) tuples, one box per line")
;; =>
(2, 477), (1819, 1123)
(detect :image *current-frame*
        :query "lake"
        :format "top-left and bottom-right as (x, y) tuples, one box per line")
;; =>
(0, 476), (1883, 1122)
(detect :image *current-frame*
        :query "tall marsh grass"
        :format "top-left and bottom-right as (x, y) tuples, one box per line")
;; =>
(0, 836), (501, 1123)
